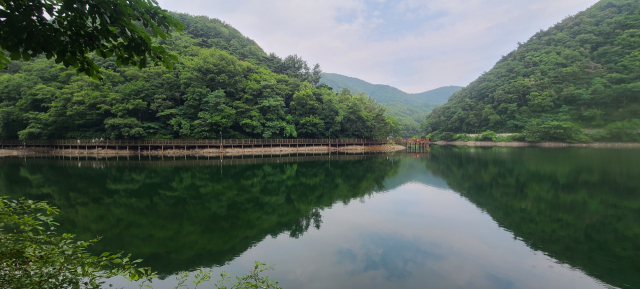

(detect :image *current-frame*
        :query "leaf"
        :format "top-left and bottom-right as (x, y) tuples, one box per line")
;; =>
(10, 52), (21, 60)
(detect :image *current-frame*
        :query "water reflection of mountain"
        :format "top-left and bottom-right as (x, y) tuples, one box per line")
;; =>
(0, 156), (401, 275)
(424, 146), (640, 289)
(381, 156), (449, 191)
(1, 148), (639, 289)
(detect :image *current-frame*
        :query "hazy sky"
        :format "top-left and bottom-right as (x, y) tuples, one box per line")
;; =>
(157, 0), (600, 93)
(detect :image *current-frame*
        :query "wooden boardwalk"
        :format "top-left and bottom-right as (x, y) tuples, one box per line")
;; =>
(403, 139), (430, 153)
(0, 138), (387, 152)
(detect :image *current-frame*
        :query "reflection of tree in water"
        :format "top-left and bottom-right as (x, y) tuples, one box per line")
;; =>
(289, 208), (322, 239)
(424, 146), (640, 289)
(336, 233), (443, 282)
(0, 158), (400, 276)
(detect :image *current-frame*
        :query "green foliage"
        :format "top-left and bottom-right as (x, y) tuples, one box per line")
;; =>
(524, 120), (591, 142)
(593, 119), (640, 142)
(170, 263), (279, 289)
(213, 262), (280, 289)
(0, 196), (281, 289)
(0, 0), (185, 79)
(493, 133), (526, 142)
(452, 133), (477, 141)
(0, 197), (154, 289)
(0, 14), (393, 140)
(424, 0), (640, 141)
(478, 130), (497, 141)
(440, 132), (455, 141)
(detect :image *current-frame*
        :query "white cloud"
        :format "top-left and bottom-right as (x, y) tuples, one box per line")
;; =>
(157, 0), (600, 92)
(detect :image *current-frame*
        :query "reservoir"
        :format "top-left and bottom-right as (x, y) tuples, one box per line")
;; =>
(1, 146), (638, 289)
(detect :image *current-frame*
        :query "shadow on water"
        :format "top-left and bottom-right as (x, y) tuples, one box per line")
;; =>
(1, 147), (639, 288)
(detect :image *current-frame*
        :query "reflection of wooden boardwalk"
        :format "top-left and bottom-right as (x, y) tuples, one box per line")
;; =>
(0, 153), (393, 168)
(0, 138), (386, 152)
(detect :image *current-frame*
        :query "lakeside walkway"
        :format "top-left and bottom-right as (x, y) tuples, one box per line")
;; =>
(0, 138), (387, 152)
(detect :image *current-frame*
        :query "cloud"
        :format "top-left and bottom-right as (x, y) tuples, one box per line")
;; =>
(156, 0), (600, 92)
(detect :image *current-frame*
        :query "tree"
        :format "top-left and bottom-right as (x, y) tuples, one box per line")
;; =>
(310, 63), (322, 86)
(0, 197), (154, 289)
(524, 120), (591, 143)
(0, 0), (184, 79)
(0, 196), (284, 289)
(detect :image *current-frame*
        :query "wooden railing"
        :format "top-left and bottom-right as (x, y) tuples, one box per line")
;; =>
(0, 138), (387, 146)
(403, 138), (430, 144)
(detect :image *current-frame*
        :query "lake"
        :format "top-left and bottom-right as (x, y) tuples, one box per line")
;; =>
(1, 146), (638, 289)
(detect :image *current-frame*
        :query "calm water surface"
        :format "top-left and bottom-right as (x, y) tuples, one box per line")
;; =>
(1, 147), (639, 289)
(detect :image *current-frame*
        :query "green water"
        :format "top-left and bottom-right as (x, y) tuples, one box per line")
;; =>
(1, 147), (639, 289)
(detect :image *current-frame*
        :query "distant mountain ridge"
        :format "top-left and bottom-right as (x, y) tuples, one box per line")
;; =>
(320, 73), (462, 137)
(320, 73), (462, 105)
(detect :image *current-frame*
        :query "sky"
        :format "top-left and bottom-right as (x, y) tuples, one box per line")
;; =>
(156, 0), (600, 93)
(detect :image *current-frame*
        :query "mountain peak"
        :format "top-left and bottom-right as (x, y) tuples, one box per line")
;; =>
(320, 73), (462, 105)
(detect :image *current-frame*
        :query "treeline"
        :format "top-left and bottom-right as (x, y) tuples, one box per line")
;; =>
(0, 13), (393, 140)
(423, 0), (640, 142)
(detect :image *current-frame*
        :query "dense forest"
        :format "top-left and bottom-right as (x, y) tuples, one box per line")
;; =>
(321, 73), (461, 137)
(0, 13), (395, 140)
(424, 0), (640, 142)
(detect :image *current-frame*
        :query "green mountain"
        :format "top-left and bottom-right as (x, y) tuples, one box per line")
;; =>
(320, 73), (461, 105)
(424, 0), (640, 142)
(320, 73), (461, 137)
(0, 13), (393, 140)
(413, 86), (465, 105)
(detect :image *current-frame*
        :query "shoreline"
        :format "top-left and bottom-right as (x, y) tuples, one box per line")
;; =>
(434, 141), (640, 148)
(0, 145), (405, 157)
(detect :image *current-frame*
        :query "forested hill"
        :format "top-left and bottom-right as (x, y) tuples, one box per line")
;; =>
(413, 86), (465, 105)
(424, 0), (640, 142)
(0, 13), (395, 140)
(320, 73), (461, 105)
(320, 73), (461, 137)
